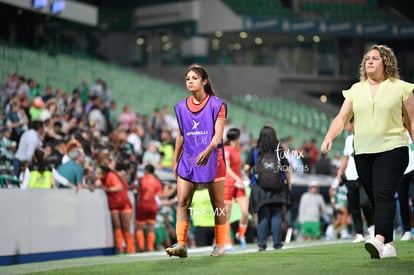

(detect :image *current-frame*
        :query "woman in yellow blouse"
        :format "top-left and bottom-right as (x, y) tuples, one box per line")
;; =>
(321, 45), (414, 259)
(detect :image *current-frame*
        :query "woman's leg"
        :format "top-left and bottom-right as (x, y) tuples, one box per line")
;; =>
(235, 196), (249, 247)
(372, 147), (408, 244)
(135, 222), (145, 252)
(397, 174), (412, 233)
(120, 211), (135, 253)
(224, 202), (233, 249)
(146, 222), (156, 252)
(208, 180), (226, 249)
(270, 205), (283, 249)
(346, 181), (364, 235)
(257, 205), (270, 250)
(111, 212), (124, 253)
(175, 177), (197, 246)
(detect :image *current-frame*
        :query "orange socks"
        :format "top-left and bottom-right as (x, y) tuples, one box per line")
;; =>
(124, 231), (136, 254)
(215, 224), (226, 247)
(114, 229), (124, 253)
(176, 221), (189, 246)
(136, 230), (145, 252)
(238, 223), (247, 238)
(224, 222), (232, 246)
(147, 231), (155, 252)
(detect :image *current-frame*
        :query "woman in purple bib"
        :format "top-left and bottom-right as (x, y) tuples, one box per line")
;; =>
(165, 64), (227, 257)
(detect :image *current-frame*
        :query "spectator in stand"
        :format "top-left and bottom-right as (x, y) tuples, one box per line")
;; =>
(56, 147), (86, 190)
(107, 100), (118, 132)
(127, 125), (144, 161)
(314, 152), (334, 176)
(89, 78), (103, 98)
(101, 81), (112, 108)
(309, 138), (319, 169)
(6, 98), (29, 143)
(0, 127), (16, 161)
(301, 140), (312, 174)
(20, 148), (70, 189)
(28, 79), (40, 102)
(77, 79), (89, 107)
(119, 104), (138, 131)
(41, 85), (55, 103)
(149, 107), (162, 142)
(43, 140), (65, 169)
(161, 105), (179, 140)
(13, 120), (44, 176)
(16, 75), (29, 101)
(158, 129), (174, 172)
(142, 140), (162, 168)
(298, 181), (327, 240)
(88, 97), (108, 134)
(1, 72), (17, 107)
(29, 97), (45, 121)
(68, 89), (83, 118)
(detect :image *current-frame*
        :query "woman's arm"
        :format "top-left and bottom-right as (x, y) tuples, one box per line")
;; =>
(403, 92), (414, 141)
(173, 128), (184, 178)
(321, 99), (353, 154)
(196, 118), (225, 166)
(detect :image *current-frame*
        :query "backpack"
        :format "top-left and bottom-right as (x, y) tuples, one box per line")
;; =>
(253, 148), (287, 192)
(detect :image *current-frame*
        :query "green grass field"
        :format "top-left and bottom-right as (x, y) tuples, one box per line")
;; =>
(2, 241), (413, 275)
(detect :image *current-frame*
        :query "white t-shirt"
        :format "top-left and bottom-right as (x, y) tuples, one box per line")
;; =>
(405, 132), (414, 174)
(343, 134), (358, 181)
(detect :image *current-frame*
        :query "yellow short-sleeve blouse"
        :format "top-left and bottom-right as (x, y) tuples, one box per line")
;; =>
(342, 79), (414, 154)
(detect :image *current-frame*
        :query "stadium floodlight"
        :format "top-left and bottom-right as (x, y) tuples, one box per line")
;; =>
(33, 0), (48, 9)
(51, 0), (65, 14)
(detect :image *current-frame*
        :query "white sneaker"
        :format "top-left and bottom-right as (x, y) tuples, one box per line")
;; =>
(383, 243), (397, 258)
(367, 225), (375, 240)
(365, 238), (384, 259)
(340, 228), (352, 239)
(401, 231), (412, 241)
(325, 225), (336, 240)
(352, 234), (365, 243)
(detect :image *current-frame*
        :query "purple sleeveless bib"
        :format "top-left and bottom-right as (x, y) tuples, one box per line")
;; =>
(175, 96), (225, 183)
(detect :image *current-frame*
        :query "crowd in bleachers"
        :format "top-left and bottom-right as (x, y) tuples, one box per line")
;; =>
(0, 70), (355, 253)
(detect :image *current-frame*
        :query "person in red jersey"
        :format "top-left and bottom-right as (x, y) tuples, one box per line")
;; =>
(165, 64), (227, 258)
(135, 164), (163, 252)
(223, 128), (249, 251)
(96, 155), (135, 254)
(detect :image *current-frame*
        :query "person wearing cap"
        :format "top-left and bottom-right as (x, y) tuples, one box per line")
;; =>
(29, 96), (45, 121)
(298, 181), (327, 240)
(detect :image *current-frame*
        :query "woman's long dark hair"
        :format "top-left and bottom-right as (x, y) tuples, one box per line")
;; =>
(224, 127), (240, 146)
(185, 64), (216, 96)
(257, 125), (279, 153)
(33, 149), (47, 174)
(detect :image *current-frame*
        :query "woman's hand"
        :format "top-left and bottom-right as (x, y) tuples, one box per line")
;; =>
(196, 149), (211, 166)
(321, 138), (332, 154)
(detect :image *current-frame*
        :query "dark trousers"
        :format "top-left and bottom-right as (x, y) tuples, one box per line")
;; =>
(397, 170), (414, 232)
(354, 146), (408, 243)
(194, 226), (215, 247)
(345, 180), (374, 235)
(257, 204), (283, 249)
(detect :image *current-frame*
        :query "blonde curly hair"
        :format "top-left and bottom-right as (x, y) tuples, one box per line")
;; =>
(358, 44), (400, 81)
